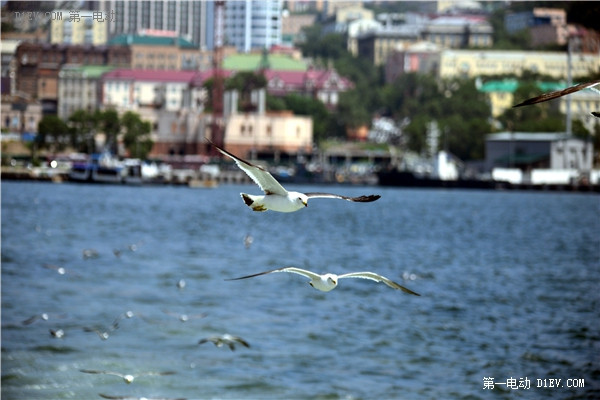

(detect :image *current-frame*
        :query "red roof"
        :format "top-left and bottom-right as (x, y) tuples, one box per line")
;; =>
(103, 69), (198, 83)
(265, 69), (353, 94)
(102, 68), (353, 94)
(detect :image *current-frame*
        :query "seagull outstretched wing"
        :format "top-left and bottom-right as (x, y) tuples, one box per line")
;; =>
(305, 193), (380, 202)
(206, 138), (288, 195)
(513, 80), (600, 108)
(338, 272), (420, 295)
(225, 267), (321, 282)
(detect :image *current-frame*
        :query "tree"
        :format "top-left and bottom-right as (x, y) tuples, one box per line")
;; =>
(335, 90), (371, 129)
(121, 111), (153, 159)
(225, 71), (267, 112)
(281, 93), (332, 142)
(380, 74), (492, 160)
(37, 115), (70, 152)
(68, 109), (98, 153)
(98, 108), (121, 153)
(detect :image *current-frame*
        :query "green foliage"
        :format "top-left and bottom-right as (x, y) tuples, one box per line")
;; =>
(336, 90), (371, 128)
(99, 108), (121, 153)
(380, 74), (491, 159)
(68, 109), (98, 153)
(121, 111), (154, 159)
(37, 115), (69, 152)
(299, 25), (348, 60)
(266, 94), (286, 111)
(225, 71), (267, 112)
(280, 93), (333, 141)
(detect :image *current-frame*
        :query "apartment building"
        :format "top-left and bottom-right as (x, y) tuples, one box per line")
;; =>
(15, 42), (130, 113)
(58, 65), (115, 119)
(438, 50), (600, 79)
(225, 0), (283, 52)
(108, 33), (200, 70)
(49, 9), (108, 45)
(101, 69), (197, 112)
(104, 0), (213, 49)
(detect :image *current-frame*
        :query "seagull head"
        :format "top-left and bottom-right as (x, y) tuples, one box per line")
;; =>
(298, 193), (308, 207)
(287, 191), (308, 208)
(123, 374), (135, 384)
(324, 274), (338, 287)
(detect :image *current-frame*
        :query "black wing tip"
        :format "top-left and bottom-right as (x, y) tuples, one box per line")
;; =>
(513, 98), (542, 108)
(224, 273), (262, 281)
(353, 194), (381, 202)
(391, 281), (420, 296)
(225, 268), (281, 281)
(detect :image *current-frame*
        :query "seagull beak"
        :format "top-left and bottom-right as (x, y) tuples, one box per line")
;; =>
(303, 200), (308, 207)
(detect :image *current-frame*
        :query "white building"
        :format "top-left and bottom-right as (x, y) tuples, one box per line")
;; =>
(225, 0), (282, 52)
(101, 69), (197, 112)
(49, 9), (108, 45)
(58, 65), (115, 119)
(222, 111), (313, 157)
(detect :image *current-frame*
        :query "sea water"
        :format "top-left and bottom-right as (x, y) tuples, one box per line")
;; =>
(2, 181), (599, 399)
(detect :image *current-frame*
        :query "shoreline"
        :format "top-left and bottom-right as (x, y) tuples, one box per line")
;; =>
(2, 168), (599, 193)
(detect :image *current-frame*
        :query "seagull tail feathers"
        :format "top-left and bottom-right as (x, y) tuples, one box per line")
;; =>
(241, 193), (254, 207)
(240, 193), (267, 212)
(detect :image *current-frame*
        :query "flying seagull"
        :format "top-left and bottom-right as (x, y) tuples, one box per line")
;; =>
(22, 313), (50, 325)
(83, 327), (111, 340)
(226, 267), (420, 295)
(49, 328), (65, 339)
(198, 334), (250, 351)
(206, 138), (380, 212)
(80, 369), (175, 384)
(513, 80), (600, 117)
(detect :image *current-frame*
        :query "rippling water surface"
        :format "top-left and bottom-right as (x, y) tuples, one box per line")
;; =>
(2, 181), (599, 399)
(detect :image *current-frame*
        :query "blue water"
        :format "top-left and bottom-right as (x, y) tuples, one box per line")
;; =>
(2, 181), (599, 400)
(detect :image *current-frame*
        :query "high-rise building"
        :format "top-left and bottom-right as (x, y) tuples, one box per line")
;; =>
(104, 1), (214, 49)
(224, 0), (282, 52)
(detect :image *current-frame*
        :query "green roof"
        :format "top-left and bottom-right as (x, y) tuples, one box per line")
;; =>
(479, 79), (519, 92)
(80, 65), (116, 78)
(108, 34), (197, 48)
(479, 80), (570, 93)
(537, 82), (564, 92)
(61, 65), (116, 78)
(223, 54), (307, 71)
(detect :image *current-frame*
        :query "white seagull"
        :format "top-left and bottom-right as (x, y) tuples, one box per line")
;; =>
(80, 369), (175, 384)
(206, 138), (381, 212)
(226, 267), (420, 296)
(513, 79), (600, 117)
